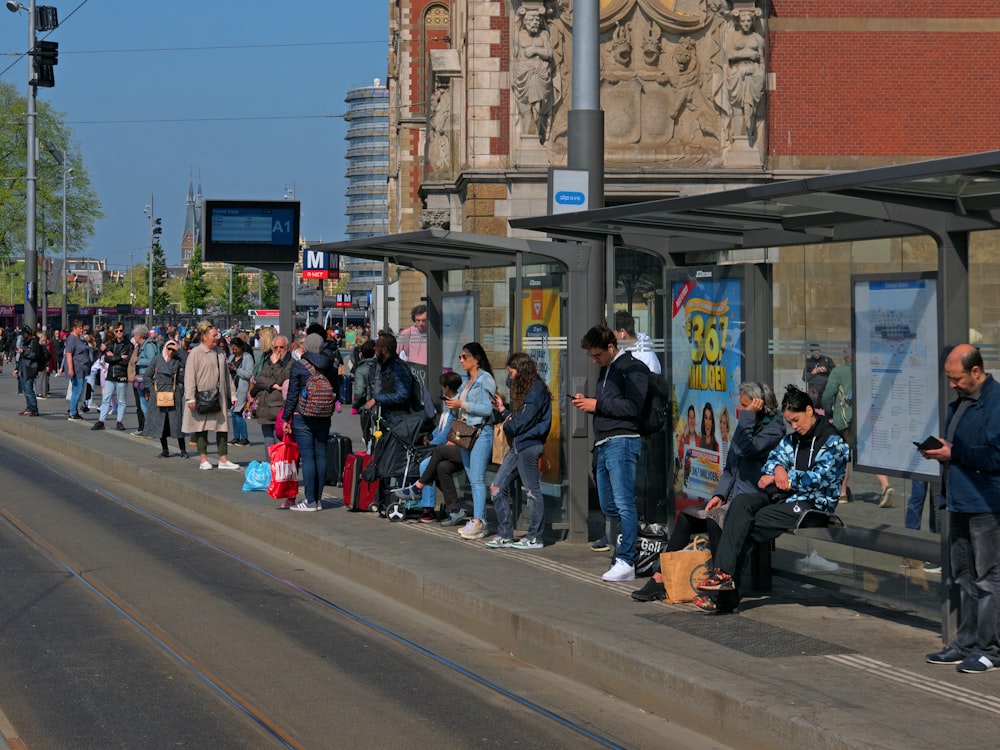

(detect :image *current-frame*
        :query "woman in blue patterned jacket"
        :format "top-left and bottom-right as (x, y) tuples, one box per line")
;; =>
(694, 384), (850, 612)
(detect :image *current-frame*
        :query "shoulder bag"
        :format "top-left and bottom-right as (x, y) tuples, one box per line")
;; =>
(449, 419), (480, 450)
(195, 353), (223, 414)
(156, 367), (177, 408)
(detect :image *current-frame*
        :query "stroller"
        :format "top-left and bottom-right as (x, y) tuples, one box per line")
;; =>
(368, 409), (433, 520)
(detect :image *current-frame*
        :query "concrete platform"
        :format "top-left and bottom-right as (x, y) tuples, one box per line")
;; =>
(3, 374), (997, 749)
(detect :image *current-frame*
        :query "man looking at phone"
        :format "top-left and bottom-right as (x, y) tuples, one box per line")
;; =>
(921, 344), (1000, 673)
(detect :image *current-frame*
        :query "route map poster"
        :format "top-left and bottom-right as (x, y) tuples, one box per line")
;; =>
(853, 274), (940, 478)
(670, 273), (743, 503)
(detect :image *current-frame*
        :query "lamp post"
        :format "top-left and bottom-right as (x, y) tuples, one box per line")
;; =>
(6, 0), (38, 329)
(143, 195), (157, 327)
(128, 252), (133, 309)
(61, 166), (72, 330)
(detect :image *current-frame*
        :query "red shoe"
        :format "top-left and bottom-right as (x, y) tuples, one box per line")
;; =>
(695, 568), (734, 591)
(279, 499), (296, 509)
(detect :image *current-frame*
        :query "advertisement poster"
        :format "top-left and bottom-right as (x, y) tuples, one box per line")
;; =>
(442, 291), (477, 371)
(671, 274), (743, 503)
(521, 284), (562, 479)
(853, 275), (939, 478)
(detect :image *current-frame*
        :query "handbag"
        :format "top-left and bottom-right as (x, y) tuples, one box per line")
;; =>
(267, 434), (300, 500)
(242, 460), (271, 492)
(195, 387), (221, 414)
(156, 370), (177, 408)
(491, 422), (510, 465)
(659, 535), (713, 604)
(195, 353), (223, 414)
(448, 418), (480, 450)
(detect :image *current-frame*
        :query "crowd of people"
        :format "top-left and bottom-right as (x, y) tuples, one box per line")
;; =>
(7, 317), (992, 673)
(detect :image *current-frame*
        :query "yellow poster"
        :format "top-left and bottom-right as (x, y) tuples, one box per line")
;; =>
(522, 287), (562, 479)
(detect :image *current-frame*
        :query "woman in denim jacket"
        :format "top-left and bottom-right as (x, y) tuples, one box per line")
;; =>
(448, 341), (496, 540)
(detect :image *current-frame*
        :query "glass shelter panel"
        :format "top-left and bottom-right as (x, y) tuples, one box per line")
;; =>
(769, 237), (943, 618)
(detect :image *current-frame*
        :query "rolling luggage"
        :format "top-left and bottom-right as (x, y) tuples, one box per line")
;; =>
(325, 433), (353, 486)
(343, 452), (379, 512)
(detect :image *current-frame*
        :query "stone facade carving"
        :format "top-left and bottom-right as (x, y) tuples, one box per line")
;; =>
(427, 80), (452, 176)
(723, 4), (765, 145)
(512, 1), (561, 144)
(420, 209), (450, 230)
(520, 0), (765, 168)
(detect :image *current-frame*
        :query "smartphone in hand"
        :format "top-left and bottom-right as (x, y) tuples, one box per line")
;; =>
(913, 436), (944, 451)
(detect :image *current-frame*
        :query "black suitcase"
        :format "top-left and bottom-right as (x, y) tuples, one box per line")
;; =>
(325, 433), (353, 485)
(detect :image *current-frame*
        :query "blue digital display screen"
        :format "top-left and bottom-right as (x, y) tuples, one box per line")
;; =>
(203, 200), (300, 264)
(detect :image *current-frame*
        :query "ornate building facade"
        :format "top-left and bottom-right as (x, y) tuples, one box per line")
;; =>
(387, 0), (1000, 234)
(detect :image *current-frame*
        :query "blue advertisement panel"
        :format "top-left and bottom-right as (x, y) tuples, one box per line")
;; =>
(670, 273), (743, 505)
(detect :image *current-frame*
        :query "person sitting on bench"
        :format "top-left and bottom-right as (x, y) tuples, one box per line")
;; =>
(693, 384), (850, 613)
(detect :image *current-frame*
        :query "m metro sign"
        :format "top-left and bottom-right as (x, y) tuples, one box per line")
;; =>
(302, 248), (328, 279)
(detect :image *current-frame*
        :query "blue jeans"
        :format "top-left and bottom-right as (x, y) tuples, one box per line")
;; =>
(292, 414), (330, 505)
(69, 372), (85, 414)
(19, 372), (38, 413)
(949, 511), (1000, 662)
(417, 456), (435, 509)
(99, 380), (129, 423)
(905, 479), (940, 532)
(231, 412), (248, 441)
(595, 436), (642, 566)
(135, 383), (150, 419)
(492, 443), (545, 540)
(461, 426), (494, 521)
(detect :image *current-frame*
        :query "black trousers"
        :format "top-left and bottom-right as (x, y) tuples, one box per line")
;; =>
(418, 443), (464, 510)
(715, 491), (820, 580)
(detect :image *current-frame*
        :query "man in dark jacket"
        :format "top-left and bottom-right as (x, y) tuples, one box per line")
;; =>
(92, 322), (134, 431)
(923, 344), (1000, 673)
(364, 333), (413, 425)
(570, 324), (649, 582)
(16, 326), (44, 416)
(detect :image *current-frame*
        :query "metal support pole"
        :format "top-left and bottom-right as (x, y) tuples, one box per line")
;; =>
(567, 0), (604, 210)
(145, 194), (154, 327)
(61, 166), (72, 330)
(24, 0), (38, 330)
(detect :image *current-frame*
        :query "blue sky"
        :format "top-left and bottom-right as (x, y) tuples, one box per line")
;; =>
(0, 0), (389, 273)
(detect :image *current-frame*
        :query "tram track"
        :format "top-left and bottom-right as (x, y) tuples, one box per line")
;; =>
(0, 435), (687, 749)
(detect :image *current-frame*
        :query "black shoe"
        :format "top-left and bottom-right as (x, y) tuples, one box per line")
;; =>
(158, 450), (170, 458)
(81, 405), (90, 413)
(116, 422), (126, 431)
(91, 421), (105, 431)
(631, 578), (666, 602)
(179, 451), (190, 459)
(68, 413), (83, 421)
(590, 536), (611, 552)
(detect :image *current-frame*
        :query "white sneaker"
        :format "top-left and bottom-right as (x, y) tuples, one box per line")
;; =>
(457, 519), (477, 535)
(289, 501), (319, 512)
(459, 520), (487, 539)
(602, 558), (636, 582)
(198, 461), (213, 471)
(794, 550), (839, 573)
(217, 459), (241, 471)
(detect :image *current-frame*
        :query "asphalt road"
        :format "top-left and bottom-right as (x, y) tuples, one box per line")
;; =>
(0, 431), (725, 750)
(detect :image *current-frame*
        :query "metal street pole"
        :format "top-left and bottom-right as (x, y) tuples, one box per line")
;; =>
(23, 0), (38, 331)
(128, 252), (133, 308)
(61, 166), (72, 330)
(144, 194), (154, 327)
(228, 263), (233, 315)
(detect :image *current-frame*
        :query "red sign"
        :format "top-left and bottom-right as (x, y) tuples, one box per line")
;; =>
(302, 269), (329, 280)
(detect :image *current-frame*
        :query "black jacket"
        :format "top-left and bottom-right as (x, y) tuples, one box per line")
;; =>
(103, 339), (135, 382)
(592, 351), (649, 442)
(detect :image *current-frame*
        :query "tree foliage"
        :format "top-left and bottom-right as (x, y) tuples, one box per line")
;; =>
(183, 245), (211, 313)
(0, 81), (103, 264)
(151, 237), (169, 314)
(262, 270), (280, 309)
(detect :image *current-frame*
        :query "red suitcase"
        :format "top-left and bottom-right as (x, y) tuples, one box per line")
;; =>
(343, 452), (380, 512)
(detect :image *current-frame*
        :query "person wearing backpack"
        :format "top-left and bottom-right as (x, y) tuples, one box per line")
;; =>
(570, 324), (649, 582)
(279, 342), (334, 512)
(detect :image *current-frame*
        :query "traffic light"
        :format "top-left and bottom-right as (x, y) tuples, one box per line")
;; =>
(29, 40), (58, 88)
(152, 218), (163, 236)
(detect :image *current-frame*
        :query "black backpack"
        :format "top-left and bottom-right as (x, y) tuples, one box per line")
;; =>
(638, 370), (669, 436)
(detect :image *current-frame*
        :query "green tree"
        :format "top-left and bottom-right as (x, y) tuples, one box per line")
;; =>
(0, 81), (103, 264)
(262, 270), (280, 309)
(183, 245), (211, 313)
(228, 264), (250, 315)
(151, 236), (169, 315)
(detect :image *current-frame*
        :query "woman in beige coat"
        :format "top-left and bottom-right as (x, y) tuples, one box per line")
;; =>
(182, 321), (240, 471)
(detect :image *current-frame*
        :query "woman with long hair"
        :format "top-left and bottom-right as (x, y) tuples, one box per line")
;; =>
(485, 352), (552, 549)
(448, 342), (496, 540)
(181, 321), (240, 471)
(228, 336), (254, 446)
(701, 402), (720, 452)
